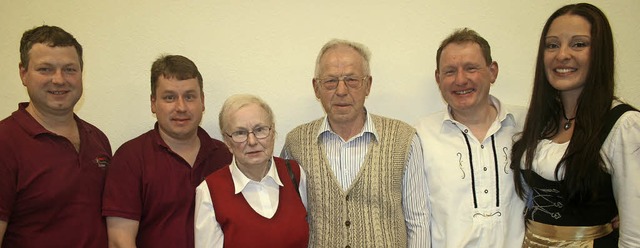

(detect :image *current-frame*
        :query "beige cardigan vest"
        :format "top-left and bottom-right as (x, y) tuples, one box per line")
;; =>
(284, 114), (415, 247)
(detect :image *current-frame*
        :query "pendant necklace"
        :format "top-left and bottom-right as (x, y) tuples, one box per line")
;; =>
(562, 107), (576, 130)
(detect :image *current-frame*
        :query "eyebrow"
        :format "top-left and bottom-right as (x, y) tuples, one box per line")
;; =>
(34, 62), (78, 66)
(321, 73), (357, 77)
(545, 34), (591, 39)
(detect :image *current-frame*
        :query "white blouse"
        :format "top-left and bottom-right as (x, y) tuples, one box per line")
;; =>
(527, 107), (640, 247)
(193, 158), (307, 248)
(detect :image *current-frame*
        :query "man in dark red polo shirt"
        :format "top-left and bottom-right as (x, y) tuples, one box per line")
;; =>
(102, 55), (232, 248)
(0, 25), (112, 247)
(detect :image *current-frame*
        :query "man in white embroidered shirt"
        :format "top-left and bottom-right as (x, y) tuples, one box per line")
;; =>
(282, 39), (429, 247)
(414, 28), (526, 247)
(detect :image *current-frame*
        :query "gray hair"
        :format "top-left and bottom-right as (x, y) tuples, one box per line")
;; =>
(314, 39), (371, 78)
(218, 94), (275, 134)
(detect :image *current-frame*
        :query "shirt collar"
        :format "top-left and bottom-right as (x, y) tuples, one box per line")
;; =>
(230, 157), (282, 194)
(441, 95), (517, 129)
(316, 111), (379, 142)
(13, 102), (86, 137)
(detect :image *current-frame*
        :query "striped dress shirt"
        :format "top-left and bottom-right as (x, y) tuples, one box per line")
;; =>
(283, 112), (430, 247)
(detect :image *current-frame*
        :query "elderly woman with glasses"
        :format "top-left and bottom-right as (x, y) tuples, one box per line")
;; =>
(194, 94), (309, 248)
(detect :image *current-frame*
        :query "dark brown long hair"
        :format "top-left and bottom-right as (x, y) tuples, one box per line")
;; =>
(511, 3), (615, 204)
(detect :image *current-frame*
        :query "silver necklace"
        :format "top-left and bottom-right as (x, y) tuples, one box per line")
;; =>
(562, 108), (576, 130)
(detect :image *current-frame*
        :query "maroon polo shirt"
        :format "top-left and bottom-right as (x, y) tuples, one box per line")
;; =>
(0, 102), (112, 248)
(102, 124), (232, 248)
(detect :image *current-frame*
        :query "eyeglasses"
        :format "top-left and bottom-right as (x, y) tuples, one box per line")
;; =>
(225, 126), (272, 143)
(315, 76), (369, 90)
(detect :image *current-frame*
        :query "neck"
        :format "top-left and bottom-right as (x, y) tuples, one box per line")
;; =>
(451, 102), (497, 141)
(237, 160), (270, 181)
(560, 89), (581, 119)
(26, 103), (76, 131)
(559, 93), (579, 132)
(160, 131), (201, 166)
(26, 103), (81, 152)
(160, 132), (200, 149)
(329, 114), (366, 141)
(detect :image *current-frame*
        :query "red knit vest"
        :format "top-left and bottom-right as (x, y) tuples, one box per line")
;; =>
(206, 157), (309, 248)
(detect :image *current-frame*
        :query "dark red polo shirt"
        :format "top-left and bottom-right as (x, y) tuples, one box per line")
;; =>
(102, 124), (231, 248)
(0, 102), (112, 248)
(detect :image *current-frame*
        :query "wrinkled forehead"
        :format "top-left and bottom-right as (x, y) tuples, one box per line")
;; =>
(27, 43), (81, 65)
(319, 47), (366, 74)
(439, 42), (487, 67)
(225, 103), (273, 127)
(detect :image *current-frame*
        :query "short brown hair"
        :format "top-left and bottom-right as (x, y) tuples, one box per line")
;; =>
(436, 28), (492, 70)
(20, 25), (83, 70)
(150, 55), (203, 97)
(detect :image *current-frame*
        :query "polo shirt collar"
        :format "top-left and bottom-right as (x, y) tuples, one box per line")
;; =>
(229, 157), (282, 194)
(13, 102), (86, 137)
(316, 110), (378, 142)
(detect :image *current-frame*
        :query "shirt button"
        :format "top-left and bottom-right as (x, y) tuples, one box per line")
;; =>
(346, 195), (350, 201)
(345, 220), (351, 227)
(464, 129), (469, 133)
(481, 145), (484, 149)
(484, 189), (489, 194)
(483, 167), (487, 171)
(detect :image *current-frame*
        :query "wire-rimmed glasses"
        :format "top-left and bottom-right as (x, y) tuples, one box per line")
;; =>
(225, 126), (272, 143)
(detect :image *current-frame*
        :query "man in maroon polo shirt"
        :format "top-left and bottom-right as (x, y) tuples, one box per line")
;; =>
(0, 25), (112, 247)
(102, 55), (232, 248)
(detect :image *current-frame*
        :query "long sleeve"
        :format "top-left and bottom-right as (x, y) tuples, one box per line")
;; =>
(604, 111), (640, 247)
(194, 181), (224, 248)
(298, 167), (309, 210)
(402, 134), (430, 248)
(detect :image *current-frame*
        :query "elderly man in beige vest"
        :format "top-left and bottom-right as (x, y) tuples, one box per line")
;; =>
(282, 39), (429, 248)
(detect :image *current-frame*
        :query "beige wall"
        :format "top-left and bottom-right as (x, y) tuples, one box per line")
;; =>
(1, 0), (638, 152)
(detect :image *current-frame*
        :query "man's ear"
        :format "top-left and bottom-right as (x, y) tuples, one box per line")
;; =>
(313, 79), (321, 99)
(364, 76), (372, 97)
(201, 92), (205, 112)
(19, 63), (28, 86)
(489, 61), (499, 83)
(150, 94), (156, 114)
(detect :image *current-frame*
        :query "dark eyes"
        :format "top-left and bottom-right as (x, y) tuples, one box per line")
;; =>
(545, 39), (590, 50)
(162, 94), (197, 102)
(442, 67), (478, 76)
(35, 67), (78, 73)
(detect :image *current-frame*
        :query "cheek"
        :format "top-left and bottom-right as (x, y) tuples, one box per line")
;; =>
(543, 54), (554, 70)
(262, 135), (275, 148)
(581, 52), (591, 68)
(229, 143), (244, 154)
(437, 79), (450, 91)
(320, 94), (332, 105)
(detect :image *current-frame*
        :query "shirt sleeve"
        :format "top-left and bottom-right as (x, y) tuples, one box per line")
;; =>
(402, 133), (430, 248)
(605, 111), (640, 247)
(194, 180), (224, 248)
(102, 148), (143, 220)
(0, 150), (16, 221)
(280, 144), (292, 159)
(298, 166), (308, 210)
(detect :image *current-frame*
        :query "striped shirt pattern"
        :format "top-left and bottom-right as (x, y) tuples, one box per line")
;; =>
(283, 113), (430, 247)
